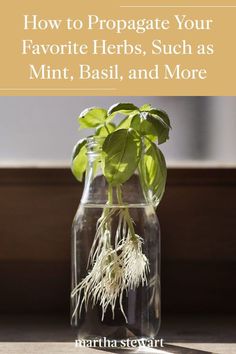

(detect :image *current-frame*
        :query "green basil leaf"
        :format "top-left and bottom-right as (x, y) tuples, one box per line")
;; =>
(139, 138), (167, 207)
(149, 109), (171, 127)
(130, 114), (141, 130)
(116, 113), (141, 132)
(128, 114), (156, 141)
(71, 139), (87, 182)
(147, 110), (171, 144)
(115, 113), (141, 131)
(140, 115), (159, 136)
(96, 123), (116, 137)
(102, 128), (141, 185)
(116, 116), (133, 130)
(78, 107), (107, 128)
(139, 103), (153, 112)
(108, 103), (139, 116)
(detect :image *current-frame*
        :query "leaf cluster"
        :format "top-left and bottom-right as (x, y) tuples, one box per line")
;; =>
(72, 103), (171, 207)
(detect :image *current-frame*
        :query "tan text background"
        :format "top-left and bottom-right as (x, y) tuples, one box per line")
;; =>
(0, 0), (236, 95)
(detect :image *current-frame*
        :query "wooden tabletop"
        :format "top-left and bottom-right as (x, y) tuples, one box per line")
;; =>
(0, 315), (235, 354)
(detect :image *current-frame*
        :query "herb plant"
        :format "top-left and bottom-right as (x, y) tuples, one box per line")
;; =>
(71, 102), (171, 322)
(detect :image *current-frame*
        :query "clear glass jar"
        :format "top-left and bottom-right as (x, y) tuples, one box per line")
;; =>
(71, 137), (161, 345)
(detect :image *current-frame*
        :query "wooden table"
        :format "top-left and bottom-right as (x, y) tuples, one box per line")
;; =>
(0, 315), (235, 354)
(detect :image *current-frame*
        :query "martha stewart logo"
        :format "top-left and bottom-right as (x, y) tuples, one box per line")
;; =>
(75, 337), (164, 348)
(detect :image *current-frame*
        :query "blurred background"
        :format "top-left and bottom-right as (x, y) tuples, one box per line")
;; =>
(0, 96), (236, 167)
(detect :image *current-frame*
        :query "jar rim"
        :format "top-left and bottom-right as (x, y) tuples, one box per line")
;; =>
(86, 136), (105, 143)
(86, 136), (105, 154)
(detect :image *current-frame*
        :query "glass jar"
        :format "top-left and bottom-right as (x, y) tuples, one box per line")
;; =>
(71, 137), (161, 346)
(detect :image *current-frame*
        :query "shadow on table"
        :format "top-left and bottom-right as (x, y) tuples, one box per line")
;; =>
(95, 344), (215, 354)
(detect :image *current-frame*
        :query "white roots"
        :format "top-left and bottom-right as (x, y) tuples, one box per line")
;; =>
(71, 208), (149, 323)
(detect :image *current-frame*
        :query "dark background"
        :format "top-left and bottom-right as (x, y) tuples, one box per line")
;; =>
(0, 167), (235, 316)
